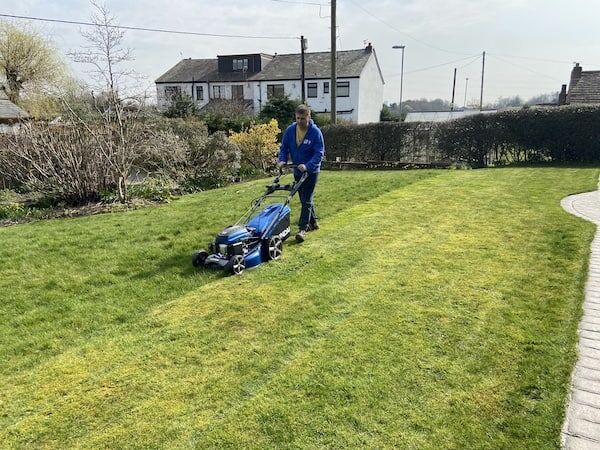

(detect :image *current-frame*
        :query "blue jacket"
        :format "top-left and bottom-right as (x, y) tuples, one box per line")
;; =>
(278, 119), (325, 173)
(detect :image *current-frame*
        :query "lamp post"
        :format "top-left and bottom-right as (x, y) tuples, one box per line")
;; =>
(392, 45), (405, 116)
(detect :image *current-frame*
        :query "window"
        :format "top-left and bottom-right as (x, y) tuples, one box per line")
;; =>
(164, 86), (181, 99)
(323, 82), (329, 94)
(212, 85), (224, 99)
(307, 82), (318, 98)
(233, 58), (249, 71)
(267, 84), (285, 99)
(196, 86), (204, 101)
(336, 81), (350, 97)
(232, 85), (244, 100)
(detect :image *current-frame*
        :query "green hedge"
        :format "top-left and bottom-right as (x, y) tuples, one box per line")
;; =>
(322, 106), (600, 166)
(322, 122), (439, 163)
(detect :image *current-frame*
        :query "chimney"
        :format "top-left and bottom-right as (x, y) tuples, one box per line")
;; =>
(365, 42), (373, 53)
(558, 84), (567, 105)
(568, 62), (583, 95)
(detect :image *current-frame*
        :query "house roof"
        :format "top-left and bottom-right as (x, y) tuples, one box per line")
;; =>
(155, 48), (381, 83)
(155, 58), (217, 83)
(568, 71), (600, 104)
(251, 49), (374, 81)
(0, 90), (29, 120)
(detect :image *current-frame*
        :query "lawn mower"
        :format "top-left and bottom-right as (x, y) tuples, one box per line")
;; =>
(192, 166), (308, 275)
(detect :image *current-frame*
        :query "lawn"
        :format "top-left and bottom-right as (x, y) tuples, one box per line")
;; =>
(0, 167), (598, 448)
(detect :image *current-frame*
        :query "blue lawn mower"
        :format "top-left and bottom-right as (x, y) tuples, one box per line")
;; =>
(192, 167), (308, 275)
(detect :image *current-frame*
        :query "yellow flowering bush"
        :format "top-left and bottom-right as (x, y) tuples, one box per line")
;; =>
(229, 119), (280, 171)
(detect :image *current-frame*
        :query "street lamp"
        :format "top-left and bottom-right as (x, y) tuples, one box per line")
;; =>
(392, 45), (405, 116)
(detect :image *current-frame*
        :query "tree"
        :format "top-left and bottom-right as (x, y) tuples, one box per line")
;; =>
(259, 95), (300, 131)
(67, 1), (148, 202)
(0, 21), (65, 104)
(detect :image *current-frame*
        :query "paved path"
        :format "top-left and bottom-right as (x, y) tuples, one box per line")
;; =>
(561, 190), (600, 449)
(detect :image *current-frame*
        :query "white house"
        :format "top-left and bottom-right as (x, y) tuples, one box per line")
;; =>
(155, 44), (384, 124)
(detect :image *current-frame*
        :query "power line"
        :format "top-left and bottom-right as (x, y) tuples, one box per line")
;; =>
(0, 13), (298, 40)
(487, 54), (563, 83)
(389, 54), (480, 76)
(346, 0), (473, 56)
(487, 52), (571, 65)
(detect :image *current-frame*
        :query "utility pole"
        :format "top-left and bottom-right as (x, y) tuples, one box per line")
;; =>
(392, 45), (405, 117)
(330, 0), (337, 124)
(464, 77), (469, 108)
(450, 68), (457, 111)
(300, 35), (307, 103)
(479, 51), (485, 111)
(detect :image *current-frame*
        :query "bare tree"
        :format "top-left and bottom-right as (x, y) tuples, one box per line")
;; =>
(67, 1), (148, 202)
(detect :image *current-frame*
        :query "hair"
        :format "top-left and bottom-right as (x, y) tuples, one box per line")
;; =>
(295, 104), (311, 115)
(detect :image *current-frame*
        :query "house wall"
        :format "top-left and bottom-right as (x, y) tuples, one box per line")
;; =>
(157, 81), (259, 109)
(357, 54), (384, 124)
(156, 82), (210, 109)
(255, 78), (360, 124)
(157, 74), (375, 125)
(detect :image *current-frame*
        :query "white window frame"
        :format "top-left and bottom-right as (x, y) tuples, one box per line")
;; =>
(233, 58), (249, 71)
(267, 84), (285, 99)
(164, 86), (181, 99)
(232, 85), (244, 100)
(212, 85), (224, 99)
(336, 81), (350, 97)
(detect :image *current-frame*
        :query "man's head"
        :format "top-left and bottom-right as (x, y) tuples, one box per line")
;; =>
(295, 104), (311, 130)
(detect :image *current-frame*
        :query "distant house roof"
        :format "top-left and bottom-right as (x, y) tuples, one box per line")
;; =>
(0, 90), (29, 121)
(155, 47), (382, 84)
(567, 70), (600, 104)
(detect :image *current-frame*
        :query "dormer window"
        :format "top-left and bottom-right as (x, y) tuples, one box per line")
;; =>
(233, 58), (249, 71)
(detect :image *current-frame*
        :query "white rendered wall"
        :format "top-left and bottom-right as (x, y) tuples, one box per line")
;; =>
(156, 82), (210, 109)
(357, 54), (384, 123)
(255, 78), (360, 123)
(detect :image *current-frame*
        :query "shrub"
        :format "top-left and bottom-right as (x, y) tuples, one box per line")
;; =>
(163, 92), (197, 118)
(0, 122), (110, 204)
(186, 131), (241, 189)
(128, 177), (177, 202)
(198, 99), (255, 133)
(229, 119), (280, 172)
(259, 95), (300, 132)
(0, 202), (25, 220)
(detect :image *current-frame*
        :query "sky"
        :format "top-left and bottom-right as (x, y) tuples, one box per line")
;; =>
(3, 0), (600, 106)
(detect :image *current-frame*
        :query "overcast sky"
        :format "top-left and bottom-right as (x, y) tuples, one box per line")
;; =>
(3, 0), (599, 106)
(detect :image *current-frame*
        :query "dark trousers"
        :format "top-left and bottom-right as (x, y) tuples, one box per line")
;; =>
(295, 171), (319, 231)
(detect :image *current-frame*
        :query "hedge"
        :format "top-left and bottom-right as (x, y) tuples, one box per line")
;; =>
(321, 122), (440, 163)
(322, 106), (600, 167)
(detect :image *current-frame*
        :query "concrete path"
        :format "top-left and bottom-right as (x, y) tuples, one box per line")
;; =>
(561, 190), (600, 449)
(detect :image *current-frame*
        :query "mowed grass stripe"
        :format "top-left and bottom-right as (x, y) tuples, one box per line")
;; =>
(0, 170), (438, 377)
(1, 168), (597, 448)
(1, 172), (444, 445)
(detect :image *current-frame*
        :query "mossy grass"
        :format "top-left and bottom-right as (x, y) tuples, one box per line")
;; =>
(0, 168), (597, 448)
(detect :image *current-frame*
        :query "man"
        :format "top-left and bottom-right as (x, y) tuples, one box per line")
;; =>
(277, 104), (325, 243)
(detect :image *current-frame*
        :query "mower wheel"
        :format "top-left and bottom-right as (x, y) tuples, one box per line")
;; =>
(228, 254), (246, 275)
(262, 236), (283, 261)
(192, 250), (208, 268)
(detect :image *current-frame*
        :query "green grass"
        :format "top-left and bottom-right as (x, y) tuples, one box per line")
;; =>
(0, 168), (597, 448)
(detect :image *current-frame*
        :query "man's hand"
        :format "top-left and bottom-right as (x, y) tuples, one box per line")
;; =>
(277, 161), (286, 169)
(298, 164), (307, 172)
